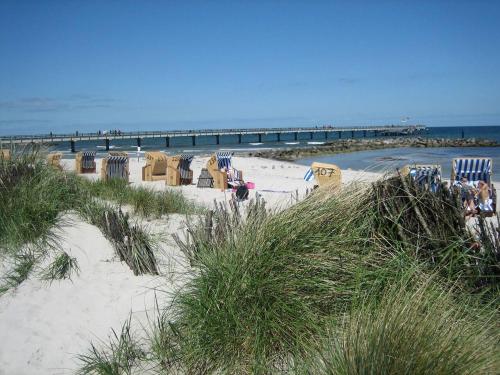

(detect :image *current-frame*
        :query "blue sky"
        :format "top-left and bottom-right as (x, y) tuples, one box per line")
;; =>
(1, 0), (499, 134)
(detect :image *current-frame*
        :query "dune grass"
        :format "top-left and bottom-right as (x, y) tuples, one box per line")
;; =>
(301, 279), (499, 375)
(77, 174), (500, 374)
(79, 178), (199, 218)
(78, 199), (161, 276)
(0, 147), (198, 291)
(0, 146), (79, 254)
(77, 318), (144, 375)
(41, 250), (80, 282)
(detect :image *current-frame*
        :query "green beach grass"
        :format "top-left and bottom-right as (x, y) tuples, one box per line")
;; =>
(0, 147), (199, 291)
(78, 178), (499, 374)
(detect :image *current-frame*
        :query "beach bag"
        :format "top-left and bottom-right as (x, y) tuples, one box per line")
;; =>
(236, 185), (249, 201)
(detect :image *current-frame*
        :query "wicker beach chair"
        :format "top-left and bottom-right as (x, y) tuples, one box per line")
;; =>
(304, 162), (341, 188)
(451, 157), (496, 215)
(0, 149), (11, 161)
(401, 164), (442, 192)
(142, 151), (168, 181)
(166, 154), (194, 186)
(75, 151), (96, 173)
(101, 152), (129, 182)
(198, 152), (243, 189)
(47, 152), (63, 170)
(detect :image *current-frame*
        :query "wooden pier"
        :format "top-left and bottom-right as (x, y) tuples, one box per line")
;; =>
(0, 125), (426, 152)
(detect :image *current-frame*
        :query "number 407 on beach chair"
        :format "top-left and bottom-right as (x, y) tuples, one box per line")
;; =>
(304, 162), (341, 189)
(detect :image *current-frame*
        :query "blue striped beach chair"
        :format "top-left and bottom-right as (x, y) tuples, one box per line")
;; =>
(407, 164), (442, 192)
(451, 157), (495, 215)
(304, 162), (341, 188)
(75, 151), (96, 173)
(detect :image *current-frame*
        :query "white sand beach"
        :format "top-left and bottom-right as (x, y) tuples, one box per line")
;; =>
(0, 156), (381, 375)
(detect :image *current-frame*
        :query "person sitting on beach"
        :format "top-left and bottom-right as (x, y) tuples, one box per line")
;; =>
(455, 177), (477, 216)
(477, 180), (493, 212)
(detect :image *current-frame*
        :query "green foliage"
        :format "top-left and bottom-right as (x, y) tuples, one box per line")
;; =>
(0, 146), (79, 253)
(80, 178), (199, 218)
(302, 280), (500, 375)
(41, 251), (80, 282)
(79, 200), (160, 275)
(0, 250), (36, 295)
(77, 318), (144, 375)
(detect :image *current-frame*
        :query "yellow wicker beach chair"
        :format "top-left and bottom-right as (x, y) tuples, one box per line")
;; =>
(75, 151), (96, 173)
(47, 152), (63, 170)
(0, 149), (11, 161)
(101, 152), (129, 182)
(198, 152), (243, 189)
(166, 154), (194, 186)
(142, 151), (168, 181)
(304, 162), (341, 188)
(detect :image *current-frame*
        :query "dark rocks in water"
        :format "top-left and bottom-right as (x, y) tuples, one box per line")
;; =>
(246, 137), (499, 161)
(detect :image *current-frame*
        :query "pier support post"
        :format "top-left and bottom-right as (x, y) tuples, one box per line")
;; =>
(238, 134), (242, 144)
(338, 131), (342, 139)
(216, 135), (220, 145)
(294, 132), (298, 141)
(325, 131), (328, 139)
(277, 133), (281, 142)
(70, 140), (76, 153)
(165, 137), (170, 148)
(105, 138), (110, 151)
(310, 132), (313, 140)
(192, 135), (196, 146)
(136, 137), (141, 148)
(363, 130), (367, 137)
(258, 134), (262, 143)
(351, 131), (355, 138)
(461, 129), (465, 139)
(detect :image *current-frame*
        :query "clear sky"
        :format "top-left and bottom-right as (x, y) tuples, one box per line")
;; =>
(1, 0), (499, 134)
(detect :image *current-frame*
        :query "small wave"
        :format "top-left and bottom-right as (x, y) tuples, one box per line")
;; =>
(96, 145), (117, 149)
(307, 141), (325, 145)
(285, 142), (300, 145)
(249, 142), (263, 146)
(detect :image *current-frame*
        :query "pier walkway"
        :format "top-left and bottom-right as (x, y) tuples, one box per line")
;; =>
(0, 125), (426, 152)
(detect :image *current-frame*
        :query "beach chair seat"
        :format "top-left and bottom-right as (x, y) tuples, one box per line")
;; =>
(451, 157), (496, 216)
(197, 168), (214, 188)
(166, 154), (194, 186)
(101, 153), (129, 182)
(402, 164), (442, 192)
(75, 151), (96, 173)
(201, 152), (244, 190)
(304, 162), (341, 188)
(47, 152), (63, 170)
(142, 151), (168, 181)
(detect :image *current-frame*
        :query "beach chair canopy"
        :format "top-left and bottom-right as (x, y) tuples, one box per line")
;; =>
(179, 154), (194, 181)
(47, 152), (63, 170)
(451, 158), (492, 184)
(216, 152), (232, 170)
(0, 149), (11, 160)
(104, 155), (129, 180)
(81, 151), (96, 169)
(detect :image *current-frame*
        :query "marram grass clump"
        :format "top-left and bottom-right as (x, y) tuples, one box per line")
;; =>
(301, 279), (500, 375)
